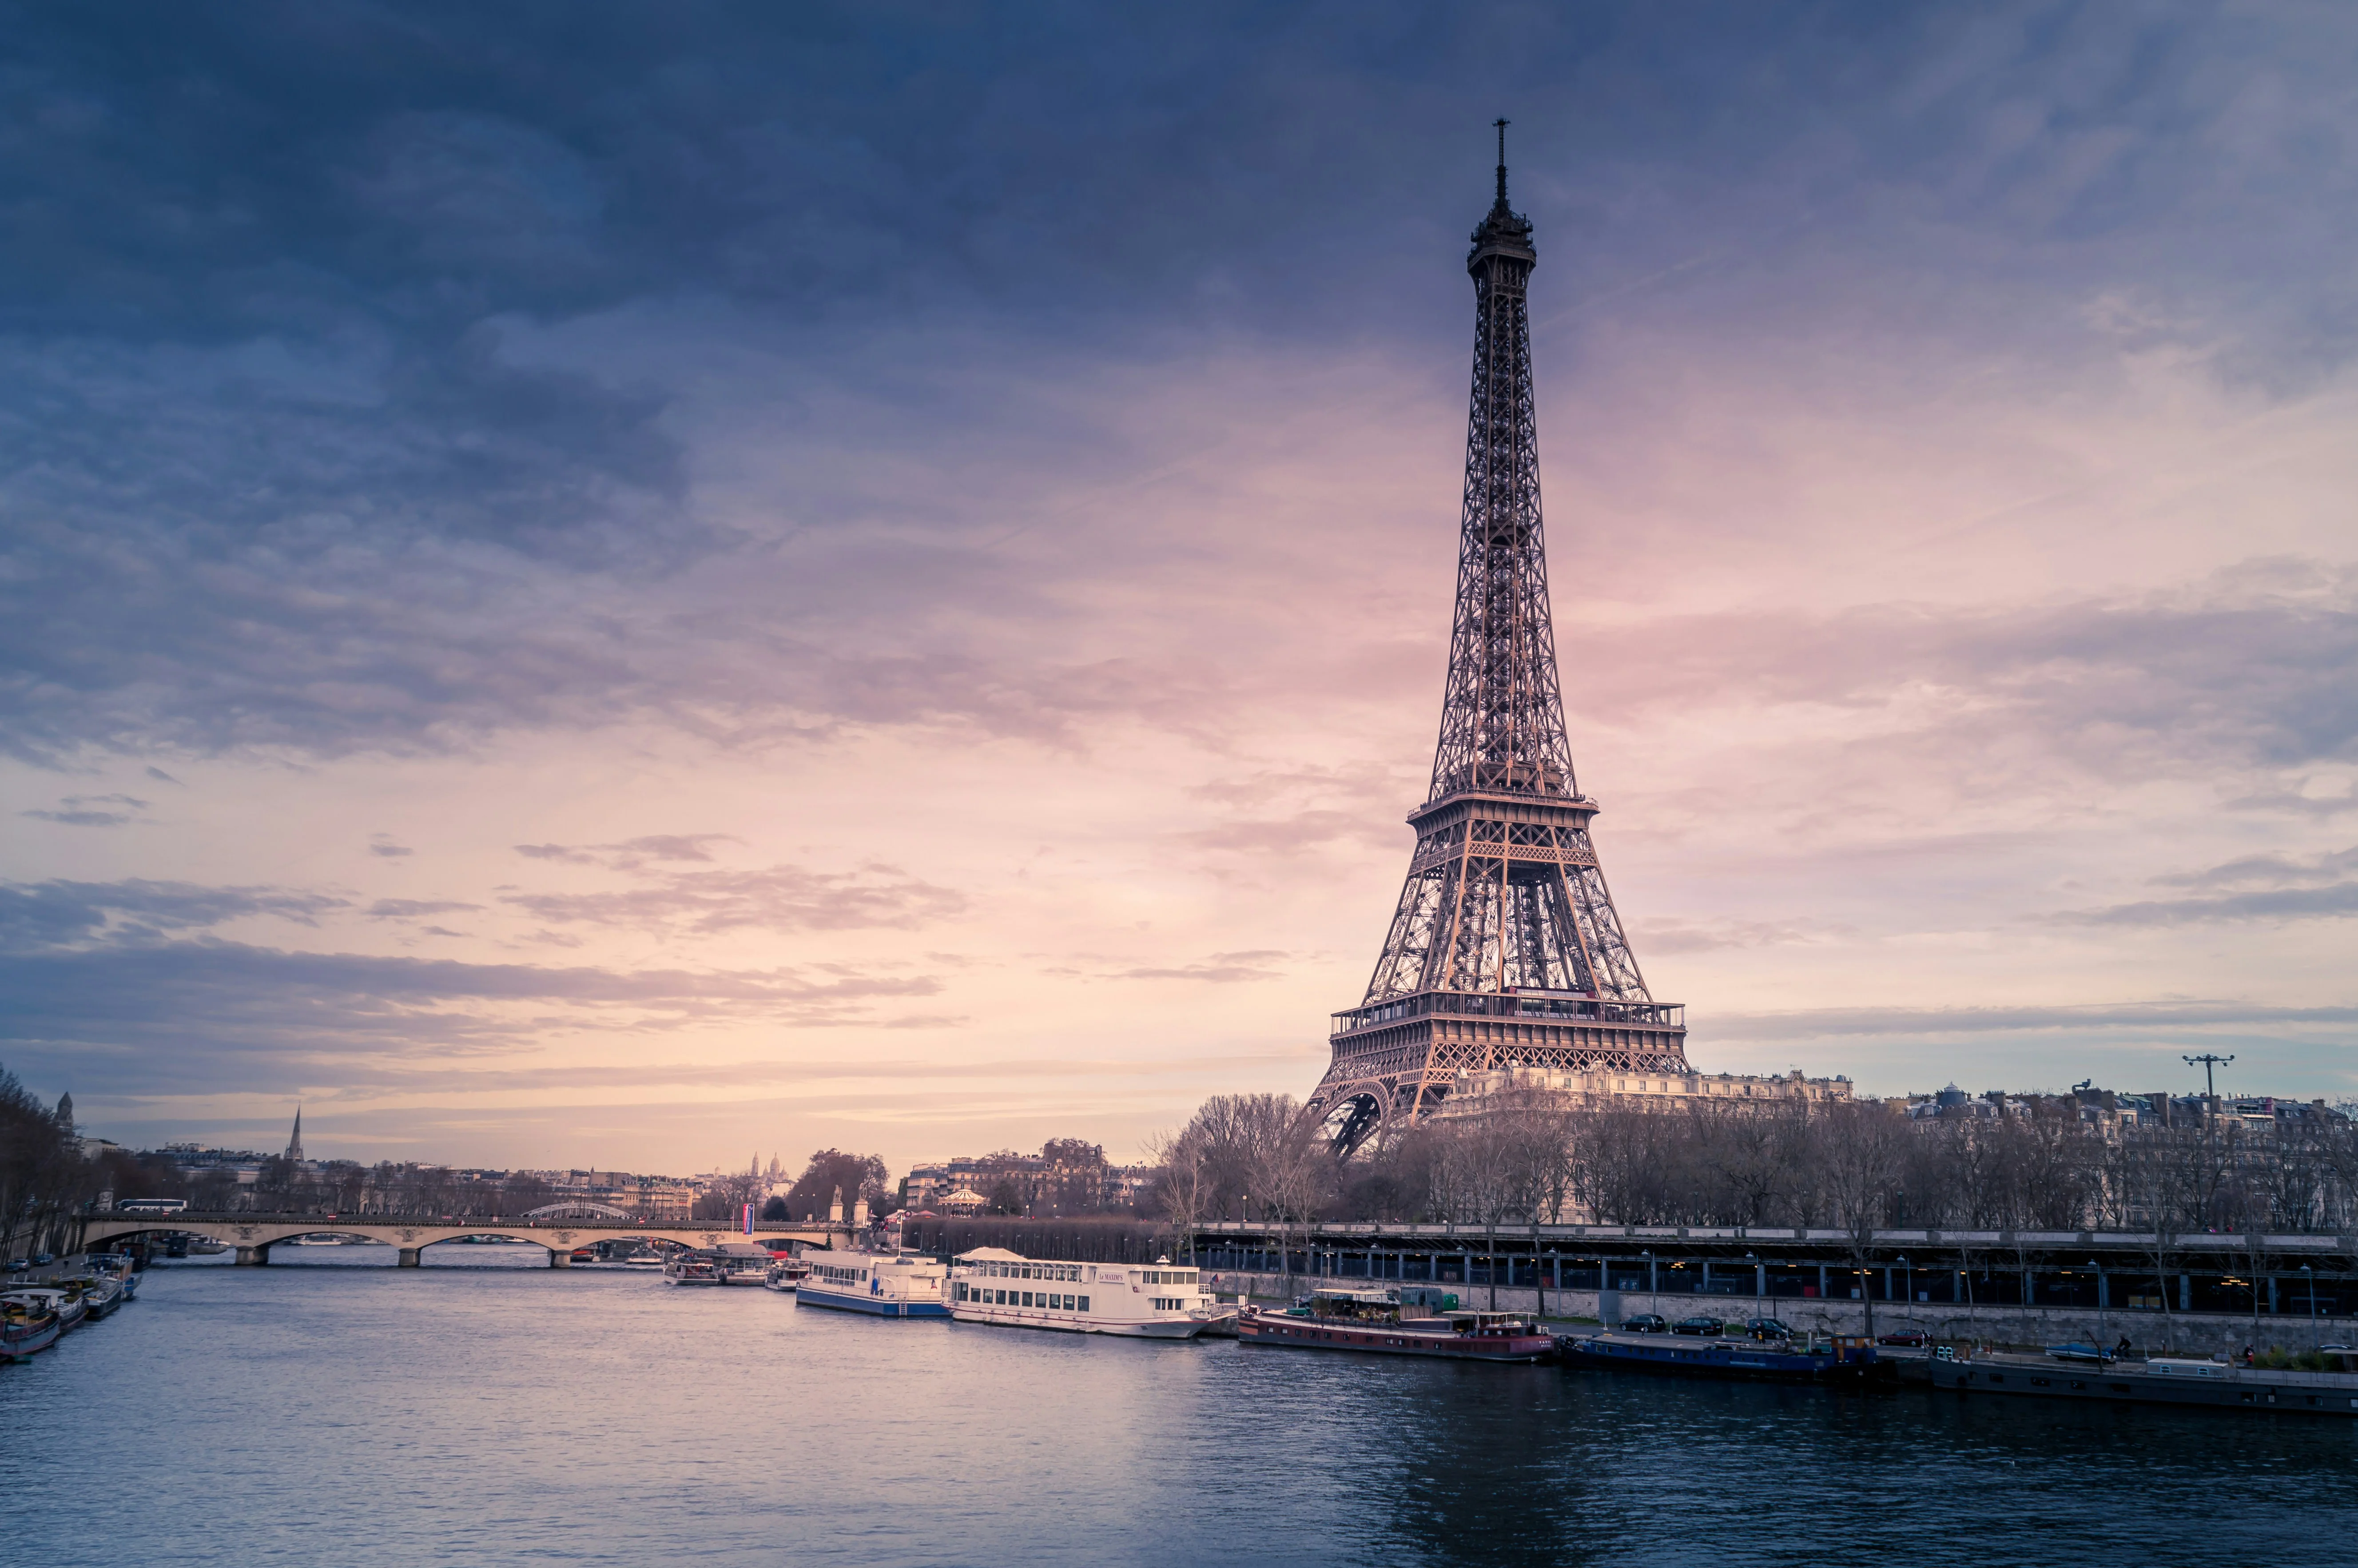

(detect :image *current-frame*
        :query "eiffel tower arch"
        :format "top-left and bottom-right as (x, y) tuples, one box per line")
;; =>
(1307, 125), (1690, 1154)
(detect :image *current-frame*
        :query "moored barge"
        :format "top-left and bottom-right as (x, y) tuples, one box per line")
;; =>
(1559, 1330), (1879, 1383)
(1237, 1288), (1555, 1362)
(1930, 1349), (2358, 1417)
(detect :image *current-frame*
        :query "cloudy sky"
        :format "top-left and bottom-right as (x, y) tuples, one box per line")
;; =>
(4, 3), (2354, 1174)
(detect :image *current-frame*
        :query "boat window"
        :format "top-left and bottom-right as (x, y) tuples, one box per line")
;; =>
(1078, 1296), (1090, 1311)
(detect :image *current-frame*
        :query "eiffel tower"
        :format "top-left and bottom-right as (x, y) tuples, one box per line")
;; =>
(1306, 124), (1690, 1154)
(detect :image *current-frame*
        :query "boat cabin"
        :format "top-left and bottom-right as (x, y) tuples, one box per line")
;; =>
(1445, 1310), (1542, 1337)
(1307, 1288), (1404, 1323)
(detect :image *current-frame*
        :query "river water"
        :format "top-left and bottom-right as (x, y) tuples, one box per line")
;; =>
(10, 1246), (2357, 1565)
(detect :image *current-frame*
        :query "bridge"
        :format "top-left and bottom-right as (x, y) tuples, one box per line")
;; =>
(77, 1211), (849, 1267)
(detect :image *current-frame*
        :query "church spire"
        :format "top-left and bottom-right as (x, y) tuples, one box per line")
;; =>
(285, 1106), (305, 1164)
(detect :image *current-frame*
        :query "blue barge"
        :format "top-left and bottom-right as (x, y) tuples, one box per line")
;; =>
(1559, 1330), (1880, 1383)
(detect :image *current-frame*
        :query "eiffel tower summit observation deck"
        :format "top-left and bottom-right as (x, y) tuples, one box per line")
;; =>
(1306, 125), (1691, 1154)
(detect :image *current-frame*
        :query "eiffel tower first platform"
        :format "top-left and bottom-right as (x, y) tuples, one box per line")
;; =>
(1306, 126), (1690, 1154)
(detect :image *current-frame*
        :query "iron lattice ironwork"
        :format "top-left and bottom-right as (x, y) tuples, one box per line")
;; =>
(1307, 126), (1691, 1153)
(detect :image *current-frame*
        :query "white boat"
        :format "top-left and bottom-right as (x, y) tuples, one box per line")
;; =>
(948, 1249), (1225, 1338)
(763, 1257), (810, 1293)
(621, 1249), (663, 1268)
(796, 1247), (950, 1318)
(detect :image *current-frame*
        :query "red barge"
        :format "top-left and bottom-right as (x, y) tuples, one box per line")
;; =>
(1236, 1288), (1556, 1362)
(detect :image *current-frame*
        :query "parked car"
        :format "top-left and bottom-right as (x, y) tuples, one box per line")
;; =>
(1620, 1313), (1669, 1334)
(1743, 1317), (1793, 1340)
(1877, 1329), (1929, 1347)
(4, 1258), (26, 1274)
(1673, 1315), (1725, 1337)
(29, 1253), (54, 1267)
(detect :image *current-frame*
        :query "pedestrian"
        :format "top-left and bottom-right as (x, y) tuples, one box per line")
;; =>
(2243, 1343), (2255, 1367)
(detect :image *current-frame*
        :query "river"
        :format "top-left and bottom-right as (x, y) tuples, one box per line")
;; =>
(9, 1246), (2356, 1565)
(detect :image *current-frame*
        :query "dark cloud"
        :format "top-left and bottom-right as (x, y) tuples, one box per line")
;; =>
(1714, 998), (2358, 1042)
(20, 792), (150, 826)
(513, 834), (735, 868)
(1568, 564), (2358, 780)
(369, 835), (415, 858)
(2060, 883), (2358, 928)
(0, 937), (947, 1094)
(2, 4), (2350, 765)
(2053, 844), (2358, 926)
(366, 899), (481, 921)
(0, 878), (347, 950)
(2151, 845), (2358, 891)
(501, 862), (964, 935)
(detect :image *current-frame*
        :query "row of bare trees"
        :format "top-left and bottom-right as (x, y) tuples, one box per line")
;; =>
(1152, 1090), (2358, 1261)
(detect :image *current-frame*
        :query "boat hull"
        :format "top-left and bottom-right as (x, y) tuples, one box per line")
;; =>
(1237, 1312), (1554, 1362)
(950, 1305), (1211, 1338)
(1930, 1357), (2358, 1417)
(1, 1319), (61, 1361)
(796, 1284), (951, 1318)
(1559, 1333), (1874, 1383)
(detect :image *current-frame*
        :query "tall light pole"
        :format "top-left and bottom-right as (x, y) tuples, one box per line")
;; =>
(2303, 1264), (2318, 1342)
(2183, 1053), (2234, 1101)
(2090, 1258), (2106, 1358)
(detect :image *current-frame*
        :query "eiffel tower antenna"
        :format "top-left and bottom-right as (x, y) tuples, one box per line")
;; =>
(1305, 127), (1691, 1154)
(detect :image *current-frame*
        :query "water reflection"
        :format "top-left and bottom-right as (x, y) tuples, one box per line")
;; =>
(4, 1263), (2354, 1568)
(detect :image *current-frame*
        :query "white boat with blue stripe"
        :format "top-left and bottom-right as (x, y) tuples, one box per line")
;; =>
(794, 1247), (951, 1318)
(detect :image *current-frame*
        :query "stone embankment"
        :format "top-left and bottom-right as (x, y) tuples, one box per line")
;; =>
(1204, 1272), (2341, 1359)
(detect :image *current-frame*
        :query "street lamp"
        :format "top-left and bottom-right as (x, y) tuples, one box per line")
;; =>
(1643, 1249), (1656, 1317)
(1746, 1250), (1759, 1314)
(1897, 1254), (1912, 1317)
(2303, 1264), (2318, 1339)
(2089, 1258), (2107, 1358)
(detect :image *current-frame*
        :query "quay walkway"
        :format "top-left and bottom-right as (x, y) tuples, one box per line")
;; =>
(1188, 1221), (2358, 1325)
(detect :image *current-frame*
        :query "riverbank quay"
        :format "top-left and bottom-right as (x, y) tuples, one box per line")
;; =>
(1190, 1220), (2357, 1358)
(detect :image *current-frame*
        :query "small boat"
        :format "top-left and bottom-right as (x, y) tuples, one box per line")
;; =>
(663, 1243), (769, 1286)
(662, 1251), (725, 1285)
(1933, 1348), (2358, 1417)
(1236, 1288), (1555, 1362)
(85, 1254), (139, 1301)
(763, 1257), (811, 1293)
(0, 1289), (84, 1336)
(0, 1301), (61, 1362)
(57, 1276), (123, 1321)
(948, 1250), (1228, 1339)
(621, 1248), (664, 1268)
(1560, 1329), (1880, 1383)
(797, 1247), (951, 1318)
(709, 1243), (775, 1285)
